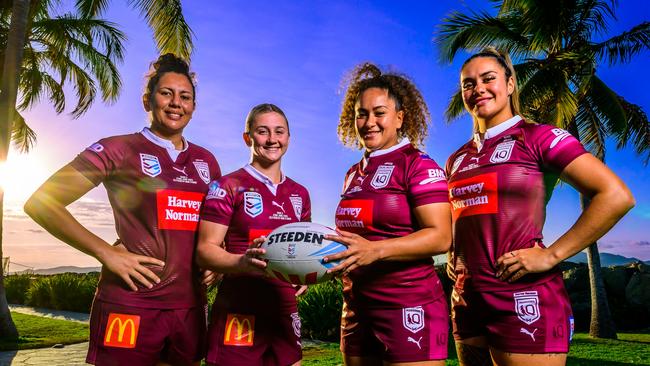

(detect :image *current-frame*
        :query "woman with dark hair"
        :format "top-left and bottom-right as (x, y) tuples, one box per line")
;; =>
(326, 62), (452, 366)
(25, 53), (220, 366)
(197, 103), (311, 366)
(447, 47), (635, 366)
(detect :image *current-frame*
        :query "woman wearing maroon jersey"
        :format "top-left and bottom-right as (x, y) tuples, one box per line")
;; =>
(325, 63), (452, 366)
(447, 47), (635, 366)
(25, 54), (220, 366)
(196, 103), (311, 366)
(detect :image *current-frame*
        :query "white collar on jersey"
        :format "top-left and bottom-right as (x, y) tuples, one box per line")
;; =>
(243, 164), (286, 196)
(362, 138), (411, 170)
(473, 115), (522, 152)
(140, 127), (188, 162)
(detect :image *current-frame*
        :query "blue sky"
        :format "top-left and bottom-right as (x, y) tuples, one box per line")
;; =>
(3, 0), (649, 270)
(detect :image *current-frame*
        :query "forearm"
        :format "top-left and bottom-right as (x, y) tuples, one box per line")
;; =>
(196, 244), (246, 273)
(376, 227), (451, 262)
(548, 186), (635, 264)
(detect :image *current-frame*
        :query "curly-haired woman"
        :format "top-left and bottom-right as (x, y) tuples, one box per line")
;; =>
(325, 62), (452, 366)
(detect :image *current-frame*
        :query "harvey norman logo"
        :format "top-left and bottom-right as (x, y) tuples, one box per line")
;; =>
(224, 313), (255, 346)
(448, 172), (498, 220)
(335, 199), (374, 230)
(104, 313), (140, 348)
(156, 189), (205, 231)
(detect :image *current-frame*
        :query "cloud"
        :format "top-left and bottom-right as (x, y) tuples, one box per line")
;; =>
(635, 241), (650, 247)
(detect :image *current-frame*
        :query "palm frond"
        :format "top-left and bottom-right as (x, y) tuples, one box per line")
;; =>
(575, 96), (607, 159)
(75, 0), (111, 18)
(10, 110), (36, 153)
(582, 75), (627, 135)
(444, 88), (466, 123)
(518, 64), (578, 126)
(572, 0), (616, 41)
(593, 21), (650, 65)
(129, 0), (194, 59)
(435, 10), (529, 63)
(613, 96), (650, 165)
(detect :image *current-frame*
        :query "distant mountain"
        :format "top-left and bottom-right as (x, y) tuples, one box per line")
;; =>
(13, 266), (101, 275)
(566, 252), (649, 267)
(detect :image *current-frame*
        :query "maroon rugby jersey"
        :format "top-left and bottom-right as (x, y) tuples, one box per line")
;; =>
(446, 116), (587, 291)
(334, 139), (449, 308)
(70, 130), (221, 308)
(200, 165), (311, 313)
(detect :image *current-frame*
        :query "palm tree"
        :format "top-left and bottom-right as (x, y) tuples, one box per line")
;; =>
(76, 0), (194, 60)
(435, 0), (649, 339)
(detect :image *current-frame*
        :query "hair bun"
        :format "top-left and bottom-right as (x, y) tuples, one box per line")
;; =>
(151, 53), (190, 74)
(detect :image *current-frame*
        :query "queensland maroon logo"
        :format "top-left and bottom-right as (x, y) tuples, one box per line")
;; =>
(402, 306), (425, 334)
(514, 291), (540, 325)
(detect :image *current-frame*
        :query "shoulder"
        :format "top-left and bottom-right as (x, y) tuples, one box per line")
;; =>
(404, 145), (443, 169)
(187, 141), (217, 160)
(284, 176), (310, 195)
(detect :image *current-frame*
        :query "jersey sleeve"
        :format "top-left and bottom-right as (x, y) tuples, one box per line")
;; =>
(300, 187), (312, 222)
(528, 124), (588, 172)
(407, 151), (449, 207)
(200, 177), (236, 226)
(69, 138), (123, 186)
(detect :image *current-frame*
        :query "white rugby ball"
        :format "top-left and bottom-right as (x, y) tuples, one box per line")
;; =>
(260, 222), (346, 285)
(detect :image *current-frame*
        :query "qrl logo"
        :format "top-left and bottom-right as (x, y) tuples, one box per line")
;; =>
(224, 314), (255, 346)
(104, 313), (140, 348)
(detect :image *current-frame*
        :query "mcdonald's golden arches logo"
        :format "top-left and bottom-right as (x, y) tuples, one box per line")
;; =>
(104, 313), (140, 348)
(223, 313), (255, 346)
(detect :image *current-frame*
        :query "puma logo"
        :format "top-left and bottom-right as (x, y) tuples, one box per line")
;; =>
(272, 201), (286, 213)
(173, 166), (188, 176)
(407, 336), (422, 350)
(469, 156), (481, 163)
(520, 327), (538, 341)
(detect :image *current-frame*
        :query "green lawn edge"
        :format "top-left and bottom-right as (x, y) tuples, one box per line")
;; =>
(0, 312), (89, 351)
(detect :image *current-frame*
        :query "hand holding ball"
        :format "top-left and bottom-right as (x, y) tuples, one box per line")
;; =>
(260, 222), (346, 284)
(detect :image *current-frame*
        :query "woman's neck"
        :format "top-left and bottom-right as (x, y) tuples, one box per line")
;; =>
(149, 126), (184, 150)
(250, 159), (283, 184)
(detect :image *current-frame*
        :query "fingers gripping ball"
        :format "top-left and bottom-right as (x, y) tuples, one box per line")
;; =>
(260, 222), (346, 285)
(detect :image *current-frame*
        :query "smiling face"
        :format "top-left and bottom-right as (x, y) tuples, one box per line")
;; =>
(354, 87), (404, 152)
(244, 111), (290, 166)
(461, 56), (515, 129)
(144, 71), (195, 137)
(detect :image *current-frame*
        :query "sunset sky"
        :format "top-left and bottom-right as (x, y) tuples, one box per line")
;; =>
(3, 0), (649, 271)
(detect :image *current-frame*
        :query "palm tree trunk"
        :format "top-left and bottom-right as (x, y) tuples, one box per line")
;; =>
(581, 194), (617, 339)
(0, 0), (32, 339)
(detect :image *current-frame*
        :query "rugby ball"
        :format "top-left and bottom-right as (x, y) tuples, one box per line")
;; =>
(260, 222), (346, 285)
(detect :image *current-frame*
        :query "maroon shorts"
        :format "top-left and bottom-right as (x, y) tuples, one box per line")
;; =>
(340, 296), (449, 362)
(86, 299), (207, 366)
(206, 305), (301, 366)
(452, 274), (574, 353)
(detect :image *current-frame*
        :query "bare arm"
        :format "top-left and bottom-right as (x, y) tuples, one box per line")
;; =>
(196, 220), (266, 274)
(496, 154), (635, 282)
(325, 202), (452, 275)
(24, 164), (164, 290)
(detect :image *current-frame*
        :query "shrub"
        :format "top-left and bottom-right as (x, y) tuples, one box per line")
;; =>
(26, 277), (51, 308)
(47, 273), (97, 312)
(25, 273), (98, 312)
(298, 279), (343, 341)
(5, 274), (33, 304)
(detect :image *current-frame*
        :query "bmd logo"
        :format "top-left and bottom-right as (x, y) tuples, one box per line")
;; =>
(103, 313), (140, 348)
(224, 314), (255, 346)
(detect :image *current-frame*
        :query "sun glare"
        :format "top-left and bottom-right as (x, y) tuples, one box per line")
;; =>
(0, 152), (49, 202)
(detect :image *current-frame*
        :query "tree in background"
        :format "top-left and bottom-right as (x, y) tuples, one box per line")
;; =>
(0, 0), (193, 339)
(435, 0), (649, 338)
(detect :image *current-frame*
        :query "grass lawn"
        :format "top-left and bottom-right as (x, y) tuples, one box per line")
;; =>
(0, 312), (89, 351)
(302, 332), (650, 365)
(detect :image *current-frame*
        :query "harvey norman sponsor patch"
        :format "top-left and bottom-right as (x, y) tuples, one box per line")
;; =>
(448, 172), (498, 220)
(156, 189), (205, 231)
(335, 199), (374, 232)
